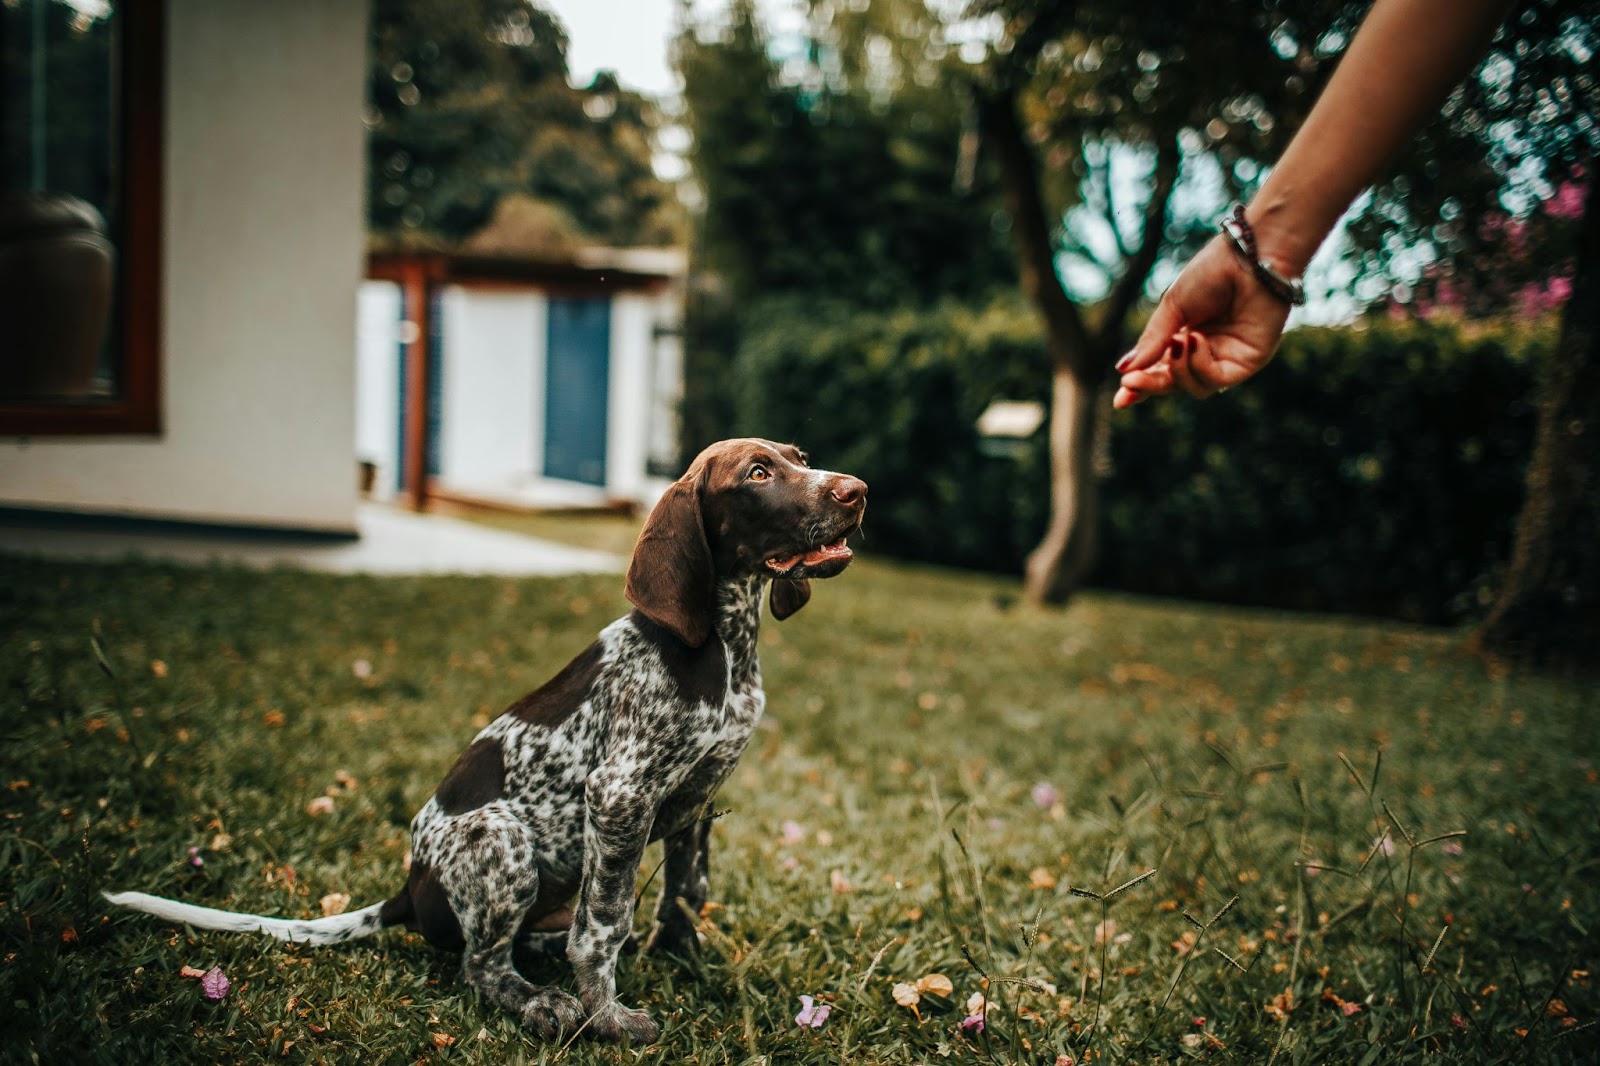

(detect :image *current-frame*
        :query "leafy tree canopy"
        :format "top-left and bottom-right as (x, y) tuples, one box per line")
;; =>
(367, 0), (682, 250)
(1352, 0), (1598, 317)
(675, 0), (1016, 307)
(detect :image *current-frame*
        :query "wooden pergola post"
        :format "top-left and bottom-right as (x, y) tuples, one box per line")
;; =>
(399, 258), (432, 511)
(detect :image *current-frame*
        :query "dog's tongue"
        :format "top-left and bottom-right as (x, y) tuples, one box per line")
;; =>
(768, 539), (850, 573)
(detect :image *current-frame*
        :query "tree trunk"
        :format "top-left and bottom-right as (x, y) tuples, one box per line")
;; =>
(977, 83), (1179, 605)
(1471, 178), (1600, 665)
(1025, 364), (1102, 602)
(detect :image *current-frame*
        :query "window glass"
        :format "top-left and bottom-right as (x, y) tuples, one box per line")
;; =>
(1, 0), (123, 403)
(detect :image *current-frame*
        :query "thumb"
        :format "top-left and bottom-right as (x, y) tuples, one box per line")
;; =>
(1116, 293), (1185, 374)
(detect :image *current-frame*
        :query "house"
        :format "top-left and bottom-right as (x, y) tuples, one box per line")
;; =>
(358, 245), (685, 512)
(1, 1), (369, 536)
(0, 0), (684, 539)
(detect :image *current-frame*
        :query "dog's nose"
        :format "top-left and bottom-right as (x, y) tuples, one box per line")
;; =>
(830, 476), (867, 506)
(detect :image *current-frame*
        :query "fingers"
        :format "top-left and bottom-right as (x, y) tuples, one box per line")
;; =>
(1116, 292), (1187, 374)
(1167, 329), (1222, 399)
(1113, 329), (1228, 409)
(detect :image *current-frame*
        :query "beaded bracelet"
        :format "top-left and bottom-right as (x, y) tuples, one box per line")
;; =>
(1220, 204), (1306, 307)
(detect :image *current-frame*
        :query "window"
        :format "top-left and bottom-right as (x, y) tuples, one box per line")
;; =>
(0, 0), (162, 434)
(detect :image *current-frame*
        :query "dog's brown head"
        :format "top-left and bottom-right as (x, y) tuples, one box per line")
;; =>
(625, 438), (867, 647)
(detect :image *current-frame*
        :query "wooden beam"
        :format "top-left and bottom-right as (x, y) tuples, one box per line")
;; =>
(400, 260), (431, 511)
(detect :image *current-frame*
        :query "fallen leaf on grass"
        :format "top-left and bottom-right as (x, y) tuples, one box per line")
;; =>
(306, 796), (334, 817)
(320, 893), (350, 916)
(201, 967), (230, 1000)
(893, 972), (954, 1017)
(795, 995), (831, 1029)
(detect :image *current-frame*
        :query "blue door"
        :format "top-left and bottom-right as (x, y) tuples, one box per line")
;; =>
(543, 297), (611, 486)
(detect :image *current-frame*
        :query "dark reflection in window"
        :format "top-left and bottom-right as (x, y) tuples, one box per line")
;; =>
(0, 0), (122, 404)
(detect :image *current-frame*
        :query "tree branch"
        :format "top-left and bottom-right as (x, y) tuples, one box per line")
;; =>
(1094, 144), (1136, 261)
(977, 84), (1094, 375)
(1096, 133), (1181, 356)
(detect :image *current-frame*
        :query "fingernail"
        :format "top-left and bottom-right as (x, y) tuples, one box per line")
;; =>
(1115, 352), (1135, 372)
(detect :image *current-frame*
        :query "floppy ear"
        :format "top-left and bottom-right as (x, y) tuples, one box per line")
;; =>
(626, 475), (715, 647)
(769, 578), (812, 621)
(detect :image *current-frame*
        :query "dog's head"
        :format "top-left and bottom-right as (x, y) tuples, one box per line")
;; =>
(625, 438), (867, 647)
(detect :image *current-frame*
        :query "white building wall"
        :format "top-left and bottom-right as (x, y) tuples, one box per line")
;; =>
(0, 0), (370, 532)
(355, 281), (402, 501)
(436, 286), (546, 496)
(606, 293), (654, 503)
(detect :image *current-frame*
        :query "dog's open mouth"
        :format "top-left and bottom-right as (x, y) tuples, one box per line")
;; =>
(764, 537), (852, 577)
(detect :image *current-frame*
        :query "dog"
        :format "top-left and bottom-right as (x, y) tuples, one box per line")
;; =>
(106, 438), (867, 1045)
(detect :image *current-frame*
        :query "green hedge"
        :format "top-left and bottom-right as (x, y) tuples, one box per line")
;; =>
(718, 296), (1545, 623)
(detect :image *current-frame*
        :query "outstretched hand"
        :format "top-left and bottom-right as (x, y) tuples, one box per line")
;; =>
(1113, 236), (1292, 409)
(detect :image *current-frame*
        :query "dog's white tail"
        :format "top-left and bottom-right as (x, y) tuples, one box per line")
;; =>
(103, 891), (389, 946)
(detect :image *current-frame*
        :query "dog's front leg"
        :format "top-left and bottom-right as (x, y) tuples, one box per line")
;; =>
(647, 813), (710, 958)
(567, 764), (662, 1046)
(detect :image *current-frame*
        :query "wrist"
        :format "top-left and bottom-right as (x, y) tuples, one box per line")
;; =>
(1221, 205), (1306, 307)
(1242, 196), (1326, 279)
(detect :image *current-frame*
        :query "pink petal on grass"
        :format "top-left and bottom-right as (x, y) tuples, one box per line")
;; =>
(960, 1012), (985, 1034)
(1341, 1000), (1362, 1017)
(795, 995), (831, 1029)
(1031, 782), (1061, 809)
(780, 820), (806, 845)
(187, 847), (204, 868)
(201, 966), (230, 1000)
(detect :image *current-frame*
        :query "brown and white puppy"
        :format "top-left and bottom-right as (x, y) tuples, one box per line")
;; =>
(106, 438), (866, 1046)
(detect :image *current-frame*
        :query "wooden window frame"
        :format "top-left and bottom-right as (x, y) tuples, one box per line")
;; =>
(0, 1), (163, 436)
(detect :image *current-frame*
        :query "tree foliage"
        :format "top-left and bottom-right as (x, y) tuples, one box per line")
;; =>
(676, 0), (1016, 309)
(1354, 0), (1598, 313)
(366, 0), (680, 248)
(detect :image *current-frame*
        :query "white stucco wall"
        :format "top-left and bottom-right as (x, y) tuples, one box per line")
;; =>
(437, 286), (547, 496)
(606, 292), (657, 503)
(0, 0), (370, 532)
(355, 281), (402, 501)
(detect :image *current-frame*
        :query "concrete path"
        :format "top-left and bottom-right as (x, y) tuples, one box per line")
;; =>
(0, 504), (624, 577)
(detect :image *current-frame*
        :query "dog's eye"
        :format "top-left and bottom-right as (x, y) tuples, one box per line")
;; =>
(748, 464), (771, 482)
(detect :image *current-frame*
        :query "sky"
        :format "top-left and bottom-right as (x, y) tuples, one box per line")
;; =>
(540, 0), (683, 98)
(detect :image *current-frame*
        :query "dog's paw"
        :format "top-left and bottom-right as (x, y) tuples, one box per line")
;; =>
(520, 988), (583, 1040)
(585, 1001), (660, 1045)
(644, 922), (700, 960)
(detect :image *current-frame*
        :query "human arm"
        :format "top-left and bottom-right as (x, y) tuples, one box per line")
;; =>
(1113, 0), (1515, 408)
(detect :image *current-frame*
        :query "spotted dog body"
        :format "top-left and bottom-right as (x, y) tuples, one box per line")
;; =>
(105, 439), (866, 1047)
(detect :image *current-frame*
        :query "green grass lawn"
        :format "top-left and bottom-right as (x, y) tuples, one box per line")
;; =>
(3, 549), (1596, 1064)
